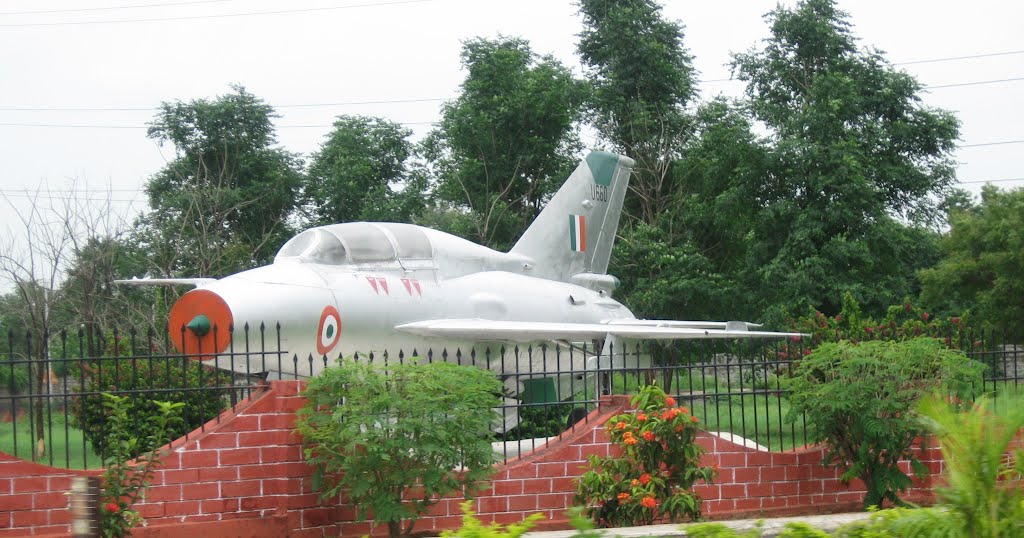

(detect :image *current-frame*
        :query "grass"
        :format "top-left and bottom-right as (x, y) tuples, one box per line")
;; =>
(0, 413), (102, 469)
(606, 368), (809, 451)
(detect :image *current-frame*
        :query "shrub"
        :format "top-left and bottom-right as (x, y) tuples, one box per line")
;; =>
(71, 354), (230, 458)
(99, 393), (184, 538)
(784, 337), (985, 508)
(296, 359), (502, 538)
(574, 384), (714, 527)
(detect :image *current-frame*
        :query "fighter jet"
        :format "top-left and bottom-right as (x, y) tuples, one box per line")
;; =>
(119, 151), (796, 421)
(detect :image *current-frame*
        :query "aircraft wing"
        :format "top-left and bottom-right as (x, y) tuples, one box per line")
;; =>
(395, 319), (802, 342)
(114, 277), (216, 287)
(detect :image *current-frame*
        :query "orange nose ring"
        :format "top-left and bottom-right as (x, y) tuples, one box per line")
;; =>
(168, 289), (234, 359)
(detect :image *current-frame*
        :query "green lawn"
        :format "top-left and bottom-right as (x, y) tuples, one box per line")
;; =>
(605, 368), (809, 451)
(0, 413), (102, 469)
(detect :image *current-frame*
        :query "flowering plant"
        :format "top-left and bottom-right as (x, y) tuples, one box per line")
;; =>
(574, 384), (714, 527)
(98, 393), (183, 537)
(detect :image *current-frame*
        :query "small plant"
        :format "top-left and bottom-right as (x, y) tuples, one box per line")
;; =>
(784, 337), (985, 508)
(440, 500), (544, 538)
(296, 359), (503, 538)
(574, 384), (714, 527)
(99, 392), (184, 538)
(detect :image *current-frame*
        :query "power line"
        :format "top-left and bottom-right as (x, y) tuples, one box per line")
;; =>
(960, 140), (1024, 148)
(0, 73), (1018, 113)
(0, 0), (234, 16)
(0, 0), (432, 27)
(0, 121), (439, 128)
(959, 177), (1023, 184)
(894, 50), (1024, 65)
(0, 97), (450, 112)
(928, 77), (1024, 89)
(0, 192), (144, 203)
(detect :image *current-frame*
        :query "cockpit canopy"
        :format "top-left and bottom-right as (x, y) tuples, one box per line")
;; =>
(274, 222), (433, 265)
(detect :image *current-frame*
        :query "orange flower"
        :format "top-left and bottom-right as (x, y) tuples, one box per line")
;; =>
(674, 425), (683, 433)
(636, 413), (647, 422)
(681, 406), (689, 414)
(664, 396), (676, 407)
(691, 415), (700, 423)
(660, 409), (673, 420)
(642, 431), (656, 442)
(631, 479), (640, 487)
(624, 435), (638, 445)
(671, 408), (682, 418)
(639, 473), (652, 485)
(104, 502), (119, 513)
(641, 496), (657, 509)
(615, 421), (627, 430)
(617, 492), (630, 501)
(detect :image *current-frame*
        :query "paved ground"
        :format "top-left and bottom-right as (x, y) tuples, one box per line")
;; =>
(525, 512), (872, 537)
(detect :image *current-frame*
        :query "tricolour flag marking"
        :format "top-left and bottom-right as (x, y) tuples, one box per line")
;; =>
(569, 214), (586, 252)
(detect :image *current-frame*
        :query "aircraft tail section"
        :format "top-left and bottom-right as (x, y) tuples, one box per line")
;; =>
(510, 151), (634, 284)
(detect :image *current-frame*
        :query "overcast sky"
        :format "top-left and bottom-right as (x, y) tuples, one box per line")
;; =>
(1, 0), (1022, 275)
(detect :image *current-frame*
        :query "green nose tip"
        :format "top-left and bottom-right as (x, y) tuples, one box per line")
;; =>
(186, 314), (211, 337)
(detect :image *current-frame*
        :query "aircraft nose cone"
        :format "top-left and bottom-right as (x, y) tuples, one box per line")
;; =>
(186, 314), (211, 336)
(168, 289), (233, 357)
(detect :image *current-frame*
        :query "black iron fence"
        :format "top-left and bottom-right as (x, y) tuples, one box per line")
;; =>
(1, 325), (1021, 468)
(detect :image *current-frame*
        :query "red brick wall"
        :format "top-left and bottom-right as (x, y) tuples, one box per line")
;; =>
(1, 381), (945, 537)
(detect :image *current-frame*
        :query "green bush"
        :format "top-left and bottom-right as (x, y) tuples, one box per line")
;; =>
(70, 354), (230, 458)
(296, 359), (502, 538)
(575, 384), (714, 527)
(784, 337), (985, 508)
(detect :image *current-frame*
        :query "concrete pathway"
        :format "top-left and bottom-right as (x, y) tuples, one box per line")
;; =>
(525, 512), (872, 537)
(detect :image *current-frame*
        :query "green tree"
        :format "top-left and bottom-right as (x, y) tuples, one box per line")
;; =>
(578, 0), (697, 228)
(422, 37), (587, 250)
(304, 115), (425, 225)
(730, 0), (958, 321)
(919, 186), (1024, 336)
(142, 85), (304, 277)
(296, 359), (502, 538)
(612, 99), (766, 322)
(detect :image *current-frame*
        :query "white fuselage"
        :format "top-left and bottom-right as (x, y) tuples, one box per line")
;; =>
(182, 224), (636, 379)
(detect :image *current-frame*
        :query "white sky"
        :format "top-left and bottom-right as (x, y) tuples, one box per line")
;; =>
(0, 0), (1022, 276)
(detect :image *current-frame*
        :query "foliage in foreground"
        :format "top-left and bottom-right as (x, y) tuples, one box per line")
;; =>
(296, 359), (502, 538)
(837, 394), (1024, 538)
(440, 500), (544, 538)
(99, 393), (183, 538)
(784, 337), (984, 508)
(575, 384), (714, 527)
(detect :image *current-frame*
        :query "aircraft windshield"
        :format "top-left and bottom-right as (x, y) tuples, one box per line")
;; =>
(381, 223), (432, 259)
(277, 222), (432, 265)
(340, 223), (396, 262)
(275, 229), (348, 264)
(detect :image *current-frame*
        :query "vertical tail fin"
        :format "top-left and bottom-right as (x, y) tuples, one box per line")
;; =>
(510, 151), (634, 284)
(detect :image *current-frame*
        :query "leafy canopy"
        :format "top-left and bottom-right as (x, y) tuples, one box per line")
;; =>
(142, 85), (304, 276)
(730, 0), (958, 321)
(919, 186), (1024, 337)
(422, 36), (586, 250)
(304, 115), (424, 225)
